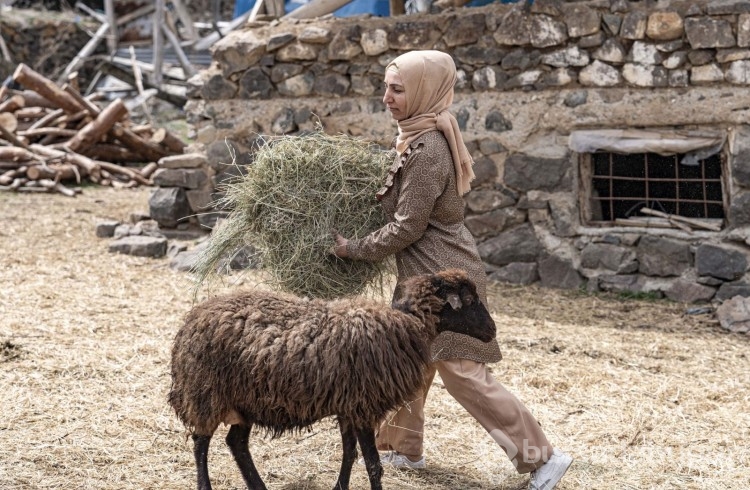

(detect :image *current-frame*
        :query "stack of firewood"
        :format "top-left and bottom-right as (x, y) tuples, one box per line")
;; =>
(0, 63), (186, 196)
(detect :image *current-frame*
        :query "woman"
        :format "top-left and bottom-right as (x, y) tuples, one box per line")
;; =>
(332, 50), (572, 489)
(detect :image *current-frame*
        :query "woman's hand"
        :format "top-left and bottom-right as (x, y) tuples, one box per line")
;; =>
(330, 231), (350, 258)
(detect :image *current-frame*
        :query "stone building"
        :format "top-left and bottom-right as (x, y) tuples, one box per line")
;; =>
(176, 0), (750, 302)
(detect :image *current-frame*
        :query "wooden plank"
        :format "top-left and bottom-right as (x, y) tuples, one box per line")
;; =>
(169, 0), (198, 42)
(389, 0), (405, 15)
(152, 0), (166, 87)
(283, 0), (354, 19)
(639, 207), (722, 231)
(104, 0), (118, 54)
(97, 62), (187, 108)
(161, 23), (196, 78)
(57, 22), (111, 84)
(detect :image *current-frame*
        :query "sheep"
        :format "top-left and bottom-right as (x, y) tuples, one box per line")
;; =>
(168, 268), (497, 490)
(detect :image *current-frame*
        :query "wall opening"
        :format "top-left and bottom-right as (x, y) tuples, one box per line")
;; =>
(584, 151), (725, 224)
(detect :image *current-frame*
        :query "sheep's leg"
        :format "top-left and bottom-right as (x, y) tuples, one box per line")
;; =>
(333, 421), (357, 490)
(226, 424), (267, 490)
(355, 427), (383, 490)
(192, 434), (213, 490)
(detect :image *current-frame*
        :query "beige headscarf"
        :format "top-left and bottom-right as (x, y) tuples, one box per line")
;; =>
(386, 50), (475, 196)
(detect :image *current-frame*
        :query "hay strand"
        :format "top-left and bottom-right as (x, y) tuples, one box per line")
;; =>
(192, 130), (394, 299)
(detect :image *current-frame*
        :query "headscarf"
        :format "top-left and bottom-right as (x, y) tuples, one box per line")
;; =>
(386, 50), (475, 196)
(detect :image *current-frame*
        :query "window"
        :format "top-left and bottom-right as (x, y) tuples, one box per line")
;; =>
(570, 130), (727, 230)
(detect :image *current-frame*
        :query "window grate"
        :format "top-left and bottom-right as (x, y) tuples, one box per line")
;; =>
(586, 152), (725, 224)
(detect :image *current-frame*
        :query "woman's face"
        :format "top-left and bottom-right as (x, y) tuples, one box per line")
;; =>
(383, 70), (407, 121)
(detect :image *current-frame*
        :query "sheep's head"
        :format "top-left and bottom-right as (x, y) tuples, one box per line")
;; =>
(393, 269), (496, 342)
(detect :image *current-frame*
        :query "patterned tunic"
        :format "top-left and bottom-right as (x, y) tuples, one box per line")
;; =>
(347, 130), (502, 364)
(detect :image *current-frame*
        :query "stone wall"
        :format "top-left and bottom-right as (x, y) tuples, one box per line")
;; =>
(0, 9), (103, 82)
(180, 0), (750, 303)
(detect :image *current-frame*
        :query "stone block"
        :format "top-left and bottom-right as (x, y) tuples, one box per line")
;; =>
(95, 220), (120, 238)
(621, 11), (648, 40)
(695, 244), (749, 280)
(444, 13), (485, 47)
(477, 223), (542, 266)
(716, 295), (750, 334)
(646, 12), (684, 41)
(530, 15), (568, 48)
(637, 235), (692, 277)
(360, 28), (388, 56)
(561, 4), (600, 38)
(108, 235), (168, 258)
(726, 60), (750, 84)
(579, 60), (622, 86)
(489, 262), (539, 285)
(538, 254), (584, 290)
(159, 153), (208, 169)
(152, 169), (208, 190)
(685, 17), (735, 49)
(148, 187), (192, 228)
(504, 154), (572, 192)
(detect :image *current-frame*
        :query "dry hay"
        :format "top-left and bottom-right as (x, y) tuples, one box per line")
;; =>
(0, 186), (748, 490)
(192, 130), (393, 300)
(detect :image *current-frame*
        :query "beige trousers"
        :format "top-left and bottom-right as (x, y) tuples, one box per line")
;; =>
(375, 358), (553, 473)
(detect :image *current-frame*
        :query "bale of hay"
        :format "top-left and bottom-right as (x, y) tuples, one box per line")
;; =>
(192, 130), (394, 299)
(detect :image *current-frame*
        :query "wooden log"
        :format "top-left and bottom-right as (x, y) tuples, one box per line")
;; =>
(13, 64), (84, 114)
(150, 127), (186, 153)
(117, 3), (156, 26)
(63, 85), (169, 162)
(81, 144), (143, 163)
(27, 108), (65, 131)
(18, 127), (78, 140)
(139, 161), (158, 178)
(0, 113), (18, 133)
(66, 98), (128, 152)
(0, 166), (28, 185)
(37, 179), (77, 197)
(13, 107), (49, 120)
(639, 207), (722, 231)
(110, 124), (170, 162)
(0, 85), (7, 102)
(0, 121), (31, 149)
(30, 144), (101, 182)
(16, 90), (57, 109)
(0, 147), (38, 161)
(97, 160), (151, 185)
(26, 163), (83, 182)
(0, 95), (25, 114)
(0, 177), (27, 191)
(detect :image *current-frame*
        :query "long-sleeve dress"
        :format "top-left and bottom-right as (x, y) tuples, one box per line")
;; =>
(346, 129), (502, 364)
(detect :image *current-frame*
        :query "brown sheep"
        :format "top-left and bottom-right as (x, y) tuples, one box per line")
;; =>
(168, 268), (497, 490)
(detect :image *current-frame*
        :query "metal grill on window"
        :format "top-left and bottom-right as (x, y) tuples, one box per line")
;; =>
(583, 152), (725, 227)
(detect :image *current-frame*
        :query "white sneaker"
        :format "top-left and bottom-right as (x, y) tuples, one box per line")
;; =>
(358, 451), (426, 469)
(528, 449), (573, 490)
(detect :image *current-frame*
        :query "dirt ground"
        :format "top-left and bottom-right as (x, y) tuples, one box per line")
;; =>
(0, 186), (748, 490)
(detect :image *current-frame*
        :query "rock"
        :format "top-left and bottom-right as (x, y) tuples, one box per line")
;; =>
(276, 42), (318, 61)
(739, 14), (750, 47)
(504, 153), (572, 192)
(621, 11), (648, 40)
(691, 64), (725, 84)
(622, 63), (669, 87)
(388, 20), (441, 50)
(637, 236), (692, 277)
(561, 4), (600, 38)
(530, 15), (568, 48)
(726, 60), (750, 84)
(685, 17), (736, 49)
(328, 28), (363, 60)
(541, 46), (590, 67)
(201, 73), (238, 100)
(493, 8), (532, 46)
(239, 67), (273, 99)
(299, 26), (331, 44)
(266, 32), (295, 52)
(213, 34), (266, 77)
(360, 28), (388, 56)
(270, 63), (304, 83)
(148, 187), (192, 228)
(465, 187), (516, 212)
(630, 41), (663, 65)
(716, 281), (750, 301)
(579, 60), (622, 86)
(444, 13), (485, 47)
(538, 254), (584, 290)
(158, 153), (208, 169)
(485, 110), (513, 132)
(715, 295), (750, 333)
(695, 244), (748, 280)
(454, 45), (505, 66)
(465, 207), (525, 238)
(109, 235), (168, 258)
(472, 66), (508, 90)
(564, 90), (588, 107)
(152, 169), (208, 189)
(489, 262), (540, 285)
(477, 223), (542, 266)
(646, 11), (684, 41)
(580, 243), (638, 273)
(729, 191), (750, 226)
(471, 156), (499, 186)
(665, 279), (716, 303)
(313, 73), (350, 96)
(95, 220), (120, 238)
(593, 38), (627, 64)
(277, 72), (315, 97)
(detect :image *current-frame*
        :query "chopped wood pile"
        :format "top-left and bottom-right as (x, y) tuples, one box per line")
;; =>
(0, 63), (186, 196)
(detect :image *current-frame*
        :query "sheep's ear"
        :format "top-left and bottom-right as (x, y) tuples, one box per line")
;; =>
(446, 293), (462, 310)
